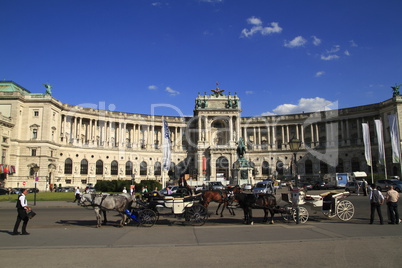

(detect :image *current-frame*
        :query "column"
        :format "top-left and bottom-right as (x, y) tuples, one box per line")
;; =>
(357, 118), (362, 145)
(267, 126), (271, 149)
(204, 116), (208, 142)
(229, 116), (233, 142)
(198, 116), (201, 142)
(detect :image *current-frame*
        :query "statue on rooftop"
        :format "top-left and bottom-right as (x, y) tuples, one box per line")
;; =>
(391, 84), (401, 97)
(43, 84), (52, 96)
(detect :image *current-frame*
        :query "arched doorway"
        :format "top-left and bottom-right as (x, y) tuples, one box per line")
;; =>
(211, 119), (229, 146)
(216, 156), (229, 181)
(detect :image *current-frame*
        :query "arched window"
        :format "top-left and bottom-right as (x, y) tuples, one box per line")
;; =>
(96, 160), (103, 175)
(140, 161), (147, 176)
(216, 156), (229, 179)
(262, 161), (269, 176)
(249, 161), (256, 176)
(29, 167), (35, 176)
(64, 158), (72, 174)
(125, 161), (133, 176)
(276, 161), (283, 175)
(305, 160), (313, 174)
(154, 161), (161, 176)
(111, 161), (118, 175)
(80, 159), (88, 175)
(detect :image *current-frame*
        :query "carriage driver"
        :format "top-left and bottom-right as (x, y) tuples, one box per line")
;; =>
(179, 175), (192, 196)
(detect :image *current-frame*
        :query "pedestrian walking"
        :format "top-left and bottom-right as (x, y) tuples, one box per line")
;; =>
(369, 184), (384, 225)
(12, 188), (31, 235)
(362, 179), (368, 196)
(73, 187), (80, 203)
(355, 181), (360, 196)
(122, 187), (127, 194)
(385, 185), (399, 224)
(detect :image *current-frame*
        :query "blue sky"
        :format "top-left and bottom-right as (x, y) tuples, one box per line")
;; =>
(1, 0), (402, 117)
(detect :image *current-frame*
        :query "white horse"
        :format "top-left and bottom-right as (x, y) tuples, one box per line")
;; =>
(79, 193), (133, 228)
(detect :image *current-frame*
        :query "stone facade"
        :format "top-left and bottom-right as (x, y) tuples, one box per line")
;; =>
(1, 81), (402, 190)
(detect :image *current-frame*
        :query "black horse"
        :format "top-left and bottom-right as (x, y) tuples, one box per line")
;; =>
(234, 192), (277, 225)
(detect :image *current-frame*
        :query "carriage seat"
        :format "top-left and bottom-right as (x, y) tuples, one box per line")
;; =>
(304, 194), (322, 201)
(281, 193), (290, 203)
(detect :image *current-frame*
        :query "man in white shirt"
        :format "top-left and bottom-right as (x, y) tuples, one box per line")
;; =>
(73, 187), (81, 203)
(13, 188), (31, 235)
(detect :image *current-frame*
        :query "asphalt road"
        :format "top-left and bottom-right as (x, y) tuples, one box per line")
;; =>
(0, 189), (401, 268)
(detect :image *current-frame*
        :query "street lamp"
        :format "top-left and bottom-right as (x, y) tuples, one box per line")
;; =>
(33, 164), (40, 206)
(289, 137), (301, 224)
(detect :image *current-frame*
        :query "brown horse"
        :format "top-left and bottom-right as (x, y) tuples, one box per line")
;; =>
(201, 186), (241, 217)
(234, 192), (277, 225)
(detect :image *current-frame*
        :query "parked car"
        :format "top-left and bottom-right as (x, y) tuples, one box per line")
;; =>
(376, 179), (402, 192)
(57, 187), (75, 192)
(253, 180), (274, 194)
(312, 181), (327, 190)
(10, 188), (23, 194)
(85, 186), (96, 193)
(0, 188), (9, 195)
(208, 181), (224, 191)
(28, 188), (39, 193)
(300, 183), (313, 191)
(194, 185), (205, 193)
(345, 181), (362, 193)
(241, 184), (253, 190)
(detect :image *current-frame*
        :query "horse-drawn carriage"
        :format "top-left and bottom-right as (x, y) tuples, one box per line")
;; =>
(279, 190), (355, 223)
(141, 190), (208, 226)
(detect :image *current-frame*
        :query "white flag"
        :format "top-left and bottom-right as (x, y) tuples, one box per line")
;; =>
(162, 119), (171, 170)
(388, 114), (401, 163)
(362, 123), (372, 166)
(375, 119), (385, 165)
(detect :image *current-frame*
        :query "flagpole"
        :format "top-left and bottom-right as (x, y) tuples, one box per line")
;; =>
(362, 122), (374, 184)
(162, 117), (165, 189)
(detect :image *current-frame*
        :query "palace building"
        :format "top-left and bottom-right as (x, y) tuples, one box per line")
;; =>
(0, 81), (401, 190)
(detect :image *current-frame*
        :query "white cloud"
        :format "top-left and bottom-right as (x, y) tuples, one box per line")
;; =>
(261, 111), (276, 116)
(148, 85), (158, 90)
(262, 97), (335, 115)
(320, 54), (339, 61)
(247, 16), (262, 26)
(312, 36), (321, 46)
(315, 71), (325, 77)
(245, 90), (254, 95)
(240, 17), (282, 38)
(326, 45), (340, 54)
(284, 36), (307, 48)
(344, 50), (350, 56)
(165, 86), (180, 96)
(350, 40), (358, 47)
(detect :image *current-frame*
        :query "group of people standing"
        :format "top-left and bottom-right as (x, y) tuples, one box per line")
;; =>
(369, 184), (400, 225)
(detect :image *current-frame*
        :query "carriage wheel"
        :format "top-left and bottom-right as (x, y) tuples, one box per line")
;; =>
(336, 200), (354, 221)
(282, 206), (294, 222)
(292, 206), (309, 224)
(185, 204), (208, 226)
(138, 209), (157, 227)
